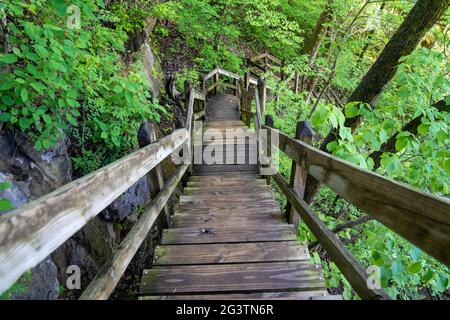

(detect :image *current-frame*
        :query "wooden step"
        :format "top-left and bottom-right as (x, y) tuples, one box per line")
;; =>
(140, 261), (325, 295)
(153, 242), (310, 265)
(183, 185), (271, 194)
(161, 224), (297, 244)
(175, 202), (281, 212)
(179, 194), (276, 204)
(140, 291), (337, 300)
(193, 164), (259, 175)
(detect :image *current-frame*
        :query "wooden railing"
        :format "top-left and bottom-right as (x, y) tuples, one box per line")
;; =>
(1, 65), (449, 300)
(236, 67), (450, 300)
(0, 82), (207, 297)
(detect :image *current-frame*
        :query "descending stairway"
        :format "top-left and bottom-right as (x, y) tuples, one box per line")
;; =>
(139, 93), (337, 300)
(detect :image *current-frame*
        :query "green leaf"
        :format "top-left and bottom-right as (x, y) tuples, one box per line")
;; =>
(0, 54), (18, 64)
(395, 137), (408, 151)
(408, 262), (422, 274)
(1, 96), (14, 106)
(42, 114), (52, 124)
(344, 103), (359, 118)
(0, 199), (13, 211)
(18, 117), (31, 130)
(391, 260), (403, 277)
(421, 270), (434, 283)
(417, 123), (428, 135)
(30, 82), (46, 94)
(408, 246), (422, 261)
(66, 113), (78, 126)
(100, 132), (108, 139)
(435, 274), (449, 293)
(444, 159), (450, 175)
(0, 182), (12, 190)
(34, 44), (48, 58)
(0, 112), (12, 122)
(20, 88), (29, 102)
(326, 141), (338, 152)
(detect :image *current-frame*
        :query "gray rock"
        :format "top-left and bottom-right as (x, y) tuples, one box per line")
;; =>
(0, 172), (27, 214)
(0, 132), (72, 200)
(12, 257), (59, 300)
(100, 177), (150, 222)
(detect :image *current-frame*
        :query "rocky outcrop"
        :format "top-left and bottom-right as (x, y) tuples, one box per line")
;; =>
(100, 177), (151, 222)
(0, 132), (72, 202)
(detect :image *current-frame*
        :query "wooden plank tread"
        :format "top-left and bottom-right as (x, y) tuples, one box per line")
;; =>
(161, 224), (297, 244)
(153, 242), (309, 265)
(140, 261), (325, 295)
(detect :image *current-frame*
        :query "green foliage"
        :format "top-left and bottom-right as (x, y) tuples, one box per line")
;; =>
(175, 68), (201, 92)
(0, 182), (13, 211)
(0, 0), (163, 174)
(0, 271), (32, 300)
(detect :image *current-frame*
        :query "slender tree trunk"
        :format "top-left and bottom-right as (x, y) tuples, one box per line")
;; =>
(304, 0), (450, 204)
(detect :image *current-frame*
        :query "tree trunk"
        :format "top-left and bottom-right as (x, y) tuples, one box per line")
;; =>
(302, 0), (333, 58)
(304, 0), (450, 204)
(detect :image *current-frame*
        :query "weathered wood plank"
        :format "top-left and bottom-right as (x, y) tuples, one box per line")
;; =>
(273, 173), (389, 300)
(193, 164), (259, 174)
(153, 242), (309, 265)
(0, 129), (189, 294)
(265, 125), (450, 267)
(174, 205), (282, 216)
(179, 194), (276, 204)
(140, 291), (334, 300)
(183, 185), (271, 194)
(79, 164), (189, 300)
(161, 224), (297, 244)
(171, 216), (283, 228)
(140, 261), (325, 294)
(186, 182), (266, 189)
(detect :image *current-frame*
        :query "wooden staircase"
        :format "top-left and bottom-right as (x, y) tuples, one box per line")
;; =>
(138, 93), (336, 300)
(3, 67), (447, 300)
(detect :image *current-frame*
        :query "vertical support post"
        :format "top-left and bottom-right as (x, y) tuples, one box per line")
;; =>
(138, 122), (170, 228)
(214, 64), (219, 96)
(244, 72), (251, 127)
(257, 78), (266, 117)
(234, 78), (239, 97)
(264, 115), (274, 185)
(184, 80), (193, 174)
(286, 121), (313, 235)
(238, 78), (244, 120)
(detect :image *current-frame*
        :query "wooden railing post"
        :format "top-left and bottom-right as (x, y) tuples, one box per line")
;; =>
(138, 122), (171, 228)
(286, 121), (313, 234)
(244, 72), (251, 127)
(264, 115), (274, 185)
(238, 78), (244, 120)
(214, 64), (219, 95)
(184, 80), (193, 173)
(257, 78), (266, 117)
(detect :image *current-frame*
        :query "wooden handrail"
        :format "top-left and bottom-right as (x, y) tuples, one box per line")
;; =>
(79, 164), (189, 300)
(0, 128), (189, 294)
(263, 125), (450, 267)
(273, 173), (389, 300)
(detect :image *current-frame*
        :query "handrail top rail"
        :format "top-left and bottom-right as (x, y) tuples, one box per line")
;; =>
(203, 67), (258, 85)
(263, 124), (450, 267)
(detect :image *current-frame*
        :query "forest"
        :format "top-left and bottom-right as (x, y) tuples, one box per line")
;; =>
(0, 0), (449, 300)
